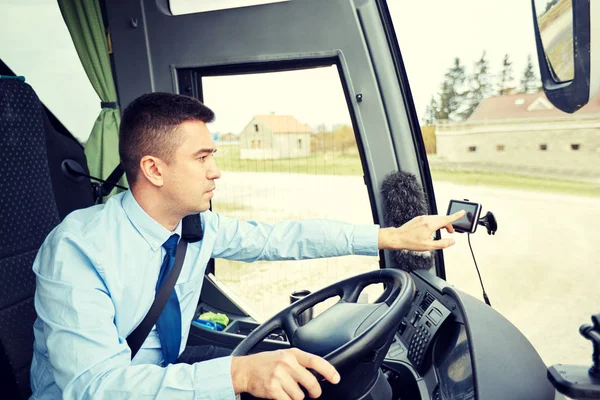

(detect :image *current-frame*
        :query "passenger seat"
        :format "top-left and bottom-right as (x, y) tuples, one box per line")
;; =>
(0, 76), (95, 398)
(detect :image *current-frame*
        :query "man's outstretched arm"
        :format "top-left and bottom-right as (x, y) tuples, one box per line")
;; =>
(208, 213), (379, 262)
(207, 210), (465, 262)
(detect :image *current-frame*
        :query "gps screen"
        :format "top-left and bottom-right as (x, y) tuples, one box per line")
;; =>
(448, 201), (479, 232)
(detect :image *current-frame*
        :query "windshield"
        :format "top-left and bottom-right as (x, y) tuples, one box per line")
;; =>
(390, 0), (598, 369)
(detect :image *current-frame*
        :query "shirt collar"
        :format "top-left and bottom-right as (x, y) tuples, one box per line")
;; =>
(121, 190), (182, 252)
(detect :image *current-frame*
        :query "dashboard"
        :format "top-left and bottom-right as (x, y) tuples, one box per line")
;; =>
(380, 269), (555, 400)
(198, 269), (555, 400)
(382, 272), (476, 400)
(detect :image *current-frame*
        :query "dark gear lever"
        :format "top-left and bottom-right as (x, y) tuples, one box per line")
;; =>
(547, 313), (600, 399)
(581, 313), (600, 378)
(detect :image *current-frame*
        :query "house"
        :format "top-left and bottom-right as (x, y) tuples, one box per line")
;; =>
(239, 114), (312, 160)
(217, 132), (239, 143)
(435, 92), (600, 177)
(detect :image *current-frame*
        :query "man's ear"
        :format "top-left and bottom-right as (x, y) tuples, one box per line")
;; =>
(139, 156), (164, 187)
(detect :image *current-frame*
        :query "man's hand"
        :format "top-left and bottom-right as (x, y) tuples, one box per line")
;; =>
(231, 348), (340, 399)
(378, 210), (466, 251)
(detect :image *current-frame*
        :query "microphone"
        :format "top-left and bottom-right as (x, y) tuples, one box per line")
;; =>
(380, 170), (433, 271)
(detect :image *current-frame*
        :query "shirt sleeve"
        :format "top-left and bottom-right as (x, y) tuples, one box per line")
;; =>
(33, 229), (236, 400)
(209, 213), (380, 262)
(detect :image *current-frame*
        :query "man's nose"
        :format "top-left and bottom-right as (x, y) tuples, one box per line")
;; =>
(207, 163), (221, 180)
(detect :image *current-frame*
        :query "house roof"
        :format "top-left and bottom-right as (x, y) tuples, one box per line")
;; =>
(468, 91), (600, 121)
(254, 115), (313, 134)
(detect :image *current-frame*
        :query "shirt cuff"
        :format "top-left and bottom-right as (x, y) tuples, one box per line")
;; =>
(352, 224), (380, 256)
(193, 355), (236, 400)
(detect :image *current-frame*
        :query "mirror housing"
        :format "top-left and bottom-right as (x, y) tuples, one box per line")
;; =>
(532, 0), (600, 113)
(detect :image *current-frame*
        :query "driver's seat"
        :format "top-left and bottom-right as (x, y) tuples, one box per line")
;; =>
(0, 76), (95, 398)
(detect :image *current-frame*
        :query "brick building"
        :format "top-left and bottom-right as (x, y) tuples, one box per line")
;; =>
(435, 92), (600, 177)
(239, 114), (312, 160)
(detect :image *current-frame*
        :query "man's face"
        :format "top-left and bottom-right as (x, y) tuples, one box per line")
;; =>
(162, 120), (221, 214)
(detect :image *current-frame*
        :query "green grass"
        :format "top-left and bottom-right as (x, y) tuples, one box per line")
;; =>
(213, 201), (248, 213)
(215, 145), (364, 176)
(214, 144), (600, 197)
(430, 169), (600, 197)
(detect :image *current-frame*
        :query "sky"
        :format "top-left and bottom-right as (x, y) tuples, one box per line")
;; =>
(0, 0), (539, 141)
(391, 0), (538, 120)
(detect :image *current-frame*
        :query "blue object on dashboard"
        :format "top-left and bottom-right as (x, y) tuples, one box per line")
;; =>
(194, 319), (225, 331)
(0, 75), (25, 81)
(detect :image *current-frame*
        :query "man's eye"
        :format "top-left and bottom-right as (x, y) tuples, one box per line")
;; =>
(198, 156), (207, 162)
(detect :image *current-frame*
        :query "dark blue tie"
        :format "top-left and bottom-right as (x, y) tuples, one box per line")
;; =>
(156, 234), (182, 365)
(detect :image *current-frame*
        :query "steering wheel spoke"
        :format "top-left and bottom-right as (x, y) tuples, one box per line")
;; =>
(340, 280), (365, 303)
(281, 313), (299, 346)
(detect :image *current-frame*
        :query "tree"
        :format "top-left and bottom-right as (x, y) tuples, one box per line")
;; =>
(544, 0), (559, 13)
(498, 54), (515, 95)
(437, 81), (451, 121)
(424, 96), (438, 125)
(437, 57), (467, 121)
(332, 125), (356, 154)
(316, 123), (328, 134)
(461, 51), (493, 119)
(520, 54), (542, 93)
(420, 125), (436, 154)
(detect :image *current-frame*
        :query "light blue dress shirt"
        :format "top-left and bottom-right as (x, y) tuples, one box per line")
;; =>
(30, 190), (379, 399)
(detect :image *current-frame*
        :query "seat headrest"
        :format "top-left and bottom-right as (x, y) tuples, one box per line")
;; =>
(0, 78), (61, 258)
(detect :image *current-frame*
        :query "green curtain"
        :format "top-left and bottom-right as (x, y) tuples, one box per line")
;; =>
(58, 0), (127, 199)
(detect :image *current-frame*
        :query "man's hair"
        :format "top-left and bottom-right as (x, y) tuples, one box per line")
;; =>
(118, 92), (215, 184)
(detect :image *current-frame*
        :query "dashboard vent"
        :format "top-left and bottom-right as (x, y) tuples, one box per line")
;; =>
(419, 292), (435, 311)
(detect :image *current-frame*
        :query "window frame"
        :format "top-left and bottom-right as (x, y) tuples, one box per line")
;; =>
(107, 0), (446, 278)
(177, 58), (377, 276)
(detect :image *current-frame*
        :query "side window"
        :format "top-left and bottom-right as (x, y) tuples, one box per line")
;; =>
(202, 66), (380, 320)
(0, 1), (99, 143)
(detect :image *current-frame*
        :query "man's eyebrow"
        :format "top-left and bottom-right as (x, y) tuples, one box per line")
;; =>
(192, 148), (217, 156)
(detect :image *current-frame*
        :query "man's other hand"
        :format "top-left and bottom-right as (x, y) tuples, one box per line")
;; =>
(378, 210), (466, 251)
(231, 348), (340, 399)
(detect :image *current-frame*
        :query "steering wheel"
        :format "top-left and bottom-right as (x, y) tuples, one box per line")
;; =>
(232, 269), (415, 399)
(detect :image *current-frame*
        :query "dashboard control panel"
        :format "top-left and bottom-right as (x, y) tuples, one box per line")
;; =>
(397, 290), (452, 372)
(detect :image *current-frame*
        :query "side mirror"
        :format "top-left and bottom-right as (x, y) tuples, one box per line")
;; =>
(531, 0), (599, 113)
